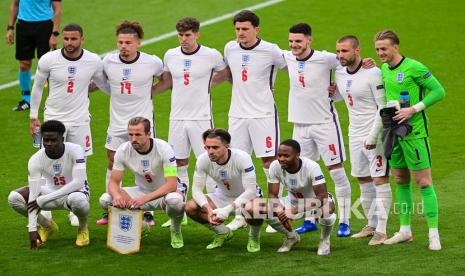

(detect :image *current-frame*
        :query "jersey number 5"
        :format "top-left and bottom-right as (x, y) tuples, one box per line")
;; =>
(184, 72), (190, 86)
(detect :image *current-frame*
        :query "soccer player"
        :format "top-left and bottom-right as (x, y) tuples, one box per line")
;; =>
(7, 120), (90, 249)
(374, 30), (445, 250)
(284, 23), (354, 236)
(97, 21), (164, 225)
(6, 0), (61, 111)
(29, 23), (104, 227)
(153, 17), (228, 227)
(334, 35), (392, 245)
(99, 117), (185, 249)
(249, 139), (336, 255)
(185, 128), (262, 252)
(219, 10), (287, 230)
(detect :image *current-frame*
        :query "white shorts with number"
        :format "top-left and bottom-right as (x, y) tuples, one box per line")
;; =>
(228, 116), (280, 157)
(169, 120), (213, 159)
(64, 124), (92, 156)
(349, 136), (389, 178)
(292, 122), (346, 166)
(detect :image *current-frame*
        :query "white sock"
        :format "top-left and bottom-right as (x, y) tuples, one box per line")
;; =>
(105, 169), (112, 192)
(320, 213), (336, 241)
(207, 223), (229, 234)
(165, 193), (185, 232)
(249, 224), (261, 238)
(400, 225), (412, 236)
(266, 218), (293, 237)
(330, 168), (351, 225)
(359, 182), (377, 228)
(429, 228), (439, 238)
(375, 183), (392, 234)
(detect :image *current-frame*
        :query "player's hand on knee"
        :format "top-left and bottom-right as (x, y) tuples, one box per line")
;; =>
(29, 231), (41, 250)
(112, 195), (126, 208)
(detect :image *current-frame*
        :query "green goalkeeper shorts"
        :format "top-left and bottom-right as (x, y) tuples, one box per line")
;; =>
(389, 137), (432, 170)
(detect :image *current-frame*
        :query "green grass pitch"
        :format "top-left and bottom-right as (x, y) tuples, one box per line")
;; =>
(0, 0), (464, 274)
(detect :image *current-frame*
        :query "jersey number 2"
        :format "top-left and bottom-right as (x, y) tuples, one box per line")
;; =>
(67, 81), (74, 93)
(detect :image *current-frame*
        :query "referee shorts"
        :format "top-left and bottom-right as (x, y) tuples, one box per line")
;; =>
(15, 20), (53, 61)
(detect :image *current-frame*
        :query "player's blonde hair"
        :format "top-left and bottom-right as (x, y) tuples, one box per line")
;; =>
(128, 117), (151, 134)
(375, 29), (399, 45)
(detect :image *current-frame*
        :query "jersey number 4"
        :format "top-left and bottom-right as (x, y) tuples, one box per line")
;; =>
(120, 82), (132, 94)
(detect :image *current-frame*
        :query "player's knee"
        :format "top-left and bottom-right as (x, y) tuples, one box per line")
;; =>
(99, 193), (112, 210)
(68, 193), (89, 216)
(416, 177), (432, 188)
(165, 192), (185, 216)
(320, 213), (336, 226)
(185, 200), (199, 217)
(8, 190), (27, 215)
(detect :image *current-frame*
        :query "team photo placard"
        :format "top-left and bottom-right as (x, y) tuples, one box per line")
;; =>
(107, 206), (143, 254)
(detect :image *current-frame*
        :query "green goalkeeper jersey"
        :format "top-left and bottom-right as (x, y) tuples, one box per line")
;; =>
(381, 56), (445, 140)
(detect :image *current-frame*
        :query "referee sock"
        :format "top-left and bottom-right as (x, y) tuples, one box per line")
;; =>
(396, 183), (413, 234)
(330, 168), (352, 225)
(19, 70), (31, 103)
(420, 184), (439, 229)
(359, 182), (377, 228)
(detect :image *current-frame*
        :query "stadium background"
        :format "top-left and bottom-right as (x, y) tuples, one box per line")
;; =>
(0, 0), (464, 274)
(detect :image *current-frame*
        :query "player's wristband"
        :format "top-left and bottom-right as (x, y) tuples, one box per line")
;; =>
(412, 102), (426, 113)
(7, 25), (14, 31)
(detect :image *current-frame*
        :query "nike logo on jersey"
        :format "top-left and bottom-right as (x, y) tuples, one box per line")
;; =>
(330, 157), (338, 161)
(265, 149), (273, 153)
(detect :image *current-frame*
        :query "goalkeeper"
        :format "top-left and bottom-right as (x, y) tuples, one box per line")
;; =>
(374, 29), (445, 250)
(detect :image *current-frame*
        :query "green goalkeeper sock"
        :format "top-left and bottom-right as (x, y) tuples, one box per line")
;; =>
(396, 183), (413, 226)
(420, 184), (439, 228)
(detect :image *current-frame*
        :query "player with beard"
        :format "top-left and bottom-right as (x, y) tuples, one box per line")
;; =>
(29, 23), (105, 227)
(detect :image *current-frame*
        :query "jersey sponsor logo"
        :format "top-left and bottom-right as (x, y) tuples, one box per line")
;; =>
(141, 160), (150, 171)
(53, 163), (62, 175)
(169, 156), (176, 163)
(376, 84), (384, 90)
(122, 68), (131, 80)
(423, 71), (432, 79)
(119, 214), (132, 232)
(76, 159), (86, 164)
(244, 166), (254, 173)
(315, 175), (324, 181)
(396, 72), (404, 83)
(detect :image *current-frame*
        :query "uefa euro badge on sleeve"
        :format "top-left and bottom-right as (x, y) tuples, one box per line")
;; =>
(107, 206), (143, 254)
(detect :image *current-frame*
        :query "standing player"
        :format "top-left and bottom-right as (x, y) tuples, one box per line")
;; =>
(185, 128), (262, 252)
(99, 117), (185, 249)
(29, 23), (104, 227)
(97, 21), (164, 225)
(246, 139), (336, 255)
(374, 30), (445, 250)
(284, 23), (353, 236)
(334, 35), (392, 245)
(153, 17), (228, 227)
(221, 10), (287, 230)
(6, 0), (61, 111)
(7, 120), (90, 249)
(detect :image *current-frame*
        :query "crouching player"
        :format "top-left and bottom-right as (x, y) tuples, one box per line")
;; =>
(185, 128), (263, 252)
(8, 120), (90, 249)
(248, 139), (336, 255)
(98, 117), (185, 248)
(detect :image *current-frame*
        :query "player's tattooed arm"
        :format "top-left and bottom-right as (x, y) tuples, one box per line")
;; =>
(152, 71), (173, 94)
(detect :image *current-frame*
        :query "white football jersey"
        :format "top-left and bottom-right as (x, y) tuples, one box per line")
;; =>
(164, 45), (226, 120)
(33, 49), (103, 125)
(285, 49), (340, 124)
(103, 52), (163, 136)
(224, 39), (286, 118)
(195, 148), (257, 198)
(268, 157), (326, 199)
(28, 142), (89, 194)
(335, 64), (385, 137)
(112, 138), (177, 192)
